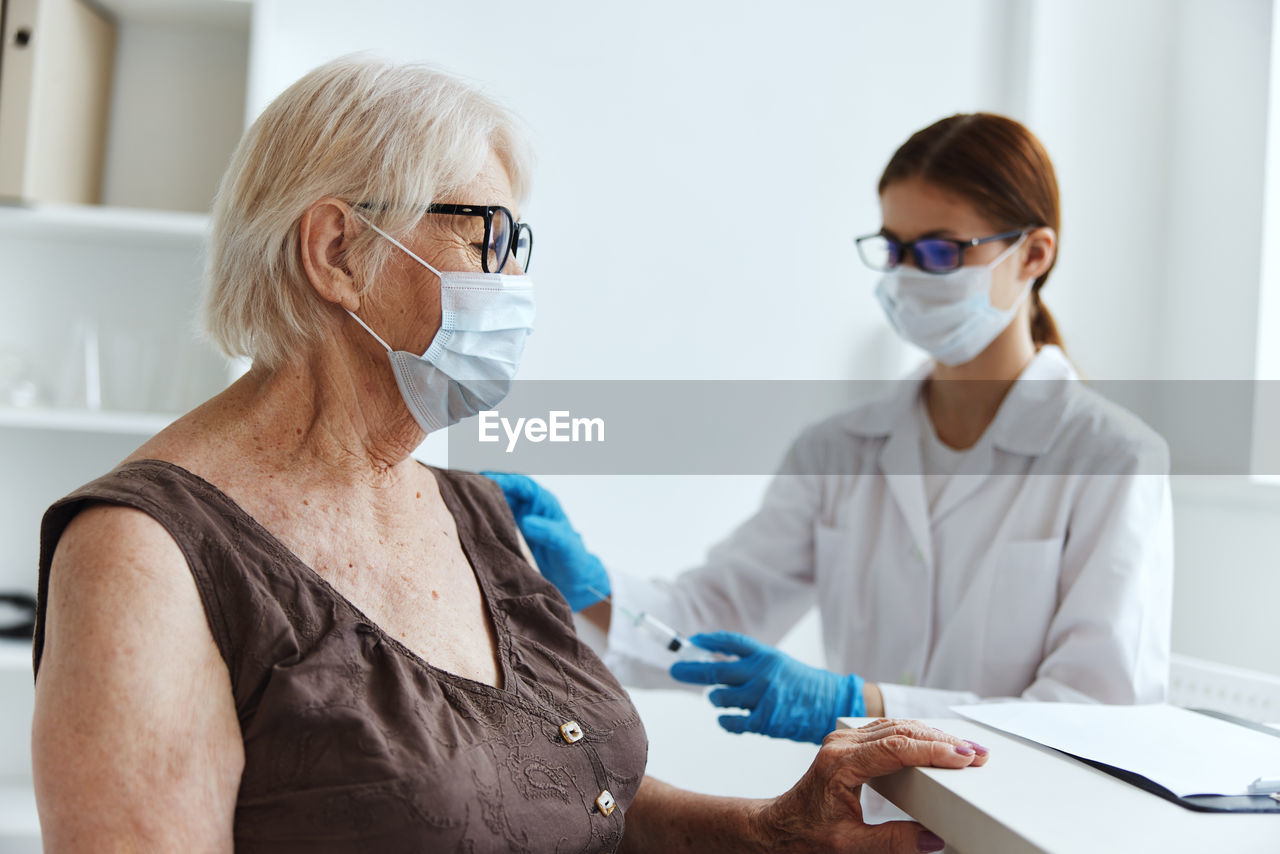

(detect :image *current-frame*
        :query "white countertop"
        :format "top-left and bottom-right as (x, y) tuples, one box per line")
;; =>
(838, 717), (1280, 854)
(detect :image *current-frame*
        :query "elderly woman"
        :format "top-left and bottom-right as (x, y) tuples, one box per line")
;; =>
(29, 56), (984, 853)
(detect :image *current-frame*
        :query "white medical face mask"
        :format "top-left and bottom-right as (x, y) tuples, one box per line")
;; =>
(874, 234), (1029, 366)
(347, 216), (535, 433)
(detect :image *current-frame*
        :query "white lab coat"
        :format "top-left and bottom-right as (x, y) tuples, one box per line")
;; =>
(602, 346), (1173, 718)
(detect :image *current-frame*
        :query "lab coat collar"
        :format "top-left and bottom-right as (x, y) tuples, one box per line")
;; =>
(837, 345), (1078, 459)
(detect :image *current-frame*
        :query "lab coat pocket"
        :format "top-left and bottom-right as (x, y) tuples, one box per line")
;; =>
(814, 522), (876, 638)
(814, 522), (854, 614)
(983, 537), (1063, 691)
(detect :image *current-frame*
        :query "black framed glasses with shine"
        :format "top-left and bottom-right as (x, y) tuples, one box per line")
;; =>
(854, 228), (1025, 274)
(426, 203), (533, 274)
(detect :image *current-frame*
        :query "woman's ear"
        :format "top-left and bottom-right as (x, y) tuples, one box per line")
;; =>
(1021, 226), (1057, 281)
(300, 198), (361, 311)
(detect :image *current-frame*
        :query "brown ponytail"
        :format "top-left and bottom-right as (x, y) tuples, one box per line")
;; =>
(879, 113), (1066, 354)
(1029, 291), (1063, 351)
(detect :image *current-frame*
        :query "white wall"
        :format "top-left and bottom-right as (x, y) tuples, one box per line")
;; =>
(1259, 0), (1280, 383)
(1158, 0), (1270, 382)
(248, 0), (1280, 796)
(250, 0), (1022, 384)
(1021, 0), (1178, 380)
(1012, 0), (1280, 682)
(1021, 0), (1271, 382)
(1170, 478), (1280, 678)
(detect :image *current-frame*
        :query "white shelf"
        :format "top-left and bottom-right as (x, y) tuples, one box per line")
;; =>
(0, 203), (207, 244)
(97, 0), (251, 29)
(0, 407), (175, 436)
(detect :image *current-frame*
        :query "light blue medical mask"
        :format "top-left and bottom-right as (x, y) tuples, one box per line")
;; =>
(347, 215), (535, 433)
(874, 234), (1029, 366)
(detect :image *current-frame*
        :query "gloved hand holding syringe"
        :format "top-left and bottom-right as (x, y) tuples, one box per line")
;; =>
(489, 472), (871, 745)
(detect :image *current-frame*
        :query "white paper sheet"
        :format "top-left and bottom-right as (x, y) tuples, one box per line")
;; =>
(951, 703), (1280, 797)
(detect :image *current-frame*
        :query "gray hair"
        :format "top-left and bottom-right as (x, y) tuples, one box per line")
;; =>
(201, 54), (531, 369)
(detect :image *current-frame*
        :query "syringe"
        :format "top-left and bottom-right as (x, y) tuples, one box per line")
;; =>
(586, 585), (690, 653)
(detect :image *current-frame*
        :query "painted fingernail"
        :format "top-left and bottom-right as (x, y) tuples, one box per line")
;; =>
(965, 739), (989, 756)
(954, 743), (975, 755)
(917, 830), (946, 853)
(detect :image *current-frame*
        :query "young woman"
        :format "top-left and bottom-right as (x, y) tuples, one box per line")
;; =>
(490, 112), (1172, 740)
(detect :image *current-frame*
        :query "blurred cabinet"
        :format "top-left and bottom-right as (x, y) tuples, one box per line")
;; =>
(0, 0), (251, 599)
(0, 205), (233, 590)
(0, 9), (251, 854)
(0, 5), (251, 849)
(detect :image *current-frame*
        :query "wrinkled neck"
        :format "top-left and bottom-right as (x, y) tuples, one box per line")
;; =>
(229, 325), (427, 480)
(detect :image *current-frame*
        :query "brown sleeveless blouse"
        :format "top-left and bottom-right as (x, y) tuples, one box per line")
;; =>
(34, 460), (647, 853)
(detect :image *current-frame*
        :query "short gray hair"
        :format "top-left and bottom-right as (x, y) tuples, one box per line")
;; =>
(202, 54), (531, 369)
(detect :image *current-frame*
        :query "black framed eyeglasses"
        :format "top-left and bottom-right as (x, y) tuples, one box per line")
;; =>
(425, 203), (533, 274)
(854, 228), (1026, 274)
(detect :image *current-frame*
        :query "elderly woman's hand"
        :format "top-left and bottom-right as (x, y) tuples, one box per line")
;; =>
(751, 719), (988, 853)
(621, 718), (986, 853)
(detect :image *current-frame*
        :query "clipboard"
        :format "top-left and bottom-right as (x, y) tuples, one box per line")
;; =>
(1057, 709), (1280, 813)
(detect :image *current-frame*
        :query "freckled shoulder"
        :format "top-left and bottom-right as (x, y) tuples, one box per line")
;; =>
(34, 502), (243, 850)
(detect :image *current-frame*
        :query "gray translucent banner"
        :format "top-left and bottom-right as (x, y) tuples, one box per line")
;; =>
(444, 380), (1267, 475)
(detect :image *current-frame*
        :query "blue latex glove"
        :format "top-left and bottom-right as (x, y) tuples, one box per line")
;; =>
(670, 631), (865, 744)
(482, 472), (610, 612)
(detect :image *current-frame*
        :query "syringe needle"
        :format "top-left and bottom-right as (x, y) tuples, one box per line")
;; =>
(589, 587), (642, 625)
(583, 584), (687, 654)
